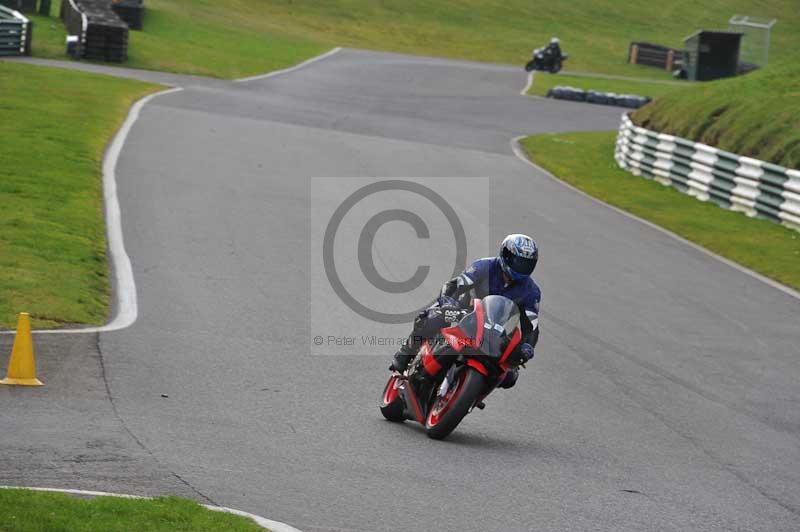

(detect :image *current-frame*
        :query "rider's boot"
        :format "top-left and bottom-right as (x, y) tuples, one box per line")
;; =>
(390, 343), (416, 373)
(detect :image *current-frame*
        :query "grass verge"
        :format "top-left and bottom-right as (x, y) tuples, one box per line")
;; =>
(0, 62), (158, 329)
(633, 61), (800, 168)
(519, 132), (800, 290)
(28, 0), (800, 79)
(0, 489), (264, 531)
(527, 72), (686, 100)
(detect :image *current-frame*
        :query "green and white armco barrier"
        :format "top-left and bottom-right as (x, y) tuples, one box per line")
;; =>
(0, 4), (30, 56)
(615, 113), (800, 231)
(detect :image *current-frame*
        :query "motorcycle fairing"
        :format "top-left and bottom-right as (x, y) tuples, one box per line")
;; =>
(441, 299), (484, 351)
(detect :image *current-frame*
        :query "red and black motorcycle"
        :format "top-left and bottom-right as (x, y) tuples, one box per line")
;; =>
(380, 295), (529, 440)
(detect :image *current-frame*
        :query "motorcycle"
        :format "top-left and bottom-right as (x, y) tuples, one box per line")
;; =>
(525, 48), (568, 73)
(379, 295), (529, 440)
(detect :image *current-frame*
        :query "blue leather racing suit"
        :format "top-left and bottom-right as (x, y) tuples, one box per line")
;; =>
(407, 257), (541, 388)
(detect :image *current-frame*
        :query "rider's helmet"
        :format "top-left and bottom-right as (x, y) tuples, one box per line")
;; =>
(498, 234), (538, 282)
(550, 37), (560, 45)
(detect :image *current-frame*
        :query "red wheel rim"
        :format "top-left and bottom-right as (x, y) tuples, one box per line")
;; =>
(382, 376), (401, 405)
(426, 371), (466, 427)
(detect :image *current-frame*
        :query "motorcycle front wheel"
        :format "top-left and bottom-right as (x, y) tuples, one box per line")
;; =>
(525, 60), (536, 72)
(425, 366), (486, 440)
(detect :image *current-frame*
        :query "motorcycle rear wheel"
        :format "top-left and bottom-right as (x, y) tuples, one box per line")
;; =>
(425, 367), (485, 440)
(380, 375), (406, 422)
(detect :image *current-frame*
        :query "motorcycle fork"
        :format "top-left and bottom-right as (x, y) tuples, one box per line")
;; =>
(437, 365), (458, 398)
(398, 375), (427, 423)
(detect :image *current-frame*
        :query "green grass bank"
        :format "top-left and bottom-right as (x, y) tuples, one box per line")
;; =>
(520, 132), (800, 290)
(0, 62), (157, 329)
(28, 0), (800, 79)
(633, 61), (800, 168)
(0, 489), (264, 531)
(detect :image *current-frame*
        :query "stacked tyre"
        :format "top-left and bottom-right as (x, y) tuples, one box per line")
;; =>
(111, 0), (143, 30)
(546, 86), (586, 102)
(61, 0), (129, 62)
(547, 86), (651, 109)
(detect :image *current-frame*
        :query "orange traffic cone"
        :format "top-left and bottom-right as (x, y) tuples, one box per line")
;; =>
(1, 312), (43, 386)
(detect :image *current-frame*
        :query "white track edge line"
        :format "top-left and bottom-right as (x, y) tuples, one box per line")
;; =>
(203, 504), (304, 532)
(0, 486), (304, 532)
(520, 71), (534, 95)
(510, 136), (800, 301)
(235, 47), (342, 83)
(0, 87), (184, 336)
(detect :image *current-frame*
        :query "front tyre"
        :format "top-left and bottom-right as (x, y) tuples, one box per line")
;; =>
(525, 60), (536, 72)
(425, 367), (485, 440)
(380, 375), (405, 422)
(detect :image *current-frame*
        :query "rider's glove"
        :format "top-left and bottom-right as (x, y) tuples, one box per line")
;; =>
(437, 294), (460, 308)
(519, 342), (535, 362)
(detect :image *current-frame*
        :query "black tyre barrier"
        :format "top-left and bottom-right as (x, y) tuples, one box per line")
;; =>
(586, 90), (609, 105)
(545, 86), (586, 102)
(628, 42), (683, 70)
(111, 0), (143, 30)
(547, 86), (650, 109)
(60, 0), (128, 62)
(620, 95), (651, 108)
(0, 0), (36, 13)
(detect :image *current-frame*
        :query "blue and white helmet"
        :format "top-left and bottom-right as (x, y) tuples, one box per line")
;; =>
(498, 234), (538, 282)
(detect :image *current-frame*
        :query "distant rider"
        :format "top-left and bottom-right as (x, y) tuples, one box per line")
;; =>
(544, 37), (562, 62)
(390, 234), (541, 389)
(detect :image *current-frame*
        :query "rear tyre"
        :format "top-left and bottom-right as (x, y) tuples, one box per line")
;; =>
(380, 375), (405, 422)
(550, 61), (562, 74)
(425, 367), (485, 440)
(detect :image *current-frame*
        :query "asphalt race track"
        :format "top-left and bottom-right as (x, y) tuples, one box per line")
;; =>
(2, 49), (799, 532)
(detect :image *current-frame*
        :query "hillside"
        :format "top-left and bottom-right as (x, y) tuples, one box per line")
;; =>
(633, 61), (800, 168)
(29, 0), (800, 78)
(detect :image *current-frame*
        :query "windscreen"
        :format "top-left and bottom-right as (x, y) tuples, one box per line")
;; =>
(478, 295), (520, 358)
(482, 295), (520, 335)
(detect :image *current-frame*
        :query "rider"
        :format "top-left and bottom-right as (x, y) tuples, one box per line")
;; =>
(390, 234), (541, 389)
(544, 37), (562, 61)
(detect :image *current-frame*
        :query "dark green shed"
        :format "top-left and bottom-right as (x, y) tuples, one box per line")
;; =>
(683, 30), (743, 81)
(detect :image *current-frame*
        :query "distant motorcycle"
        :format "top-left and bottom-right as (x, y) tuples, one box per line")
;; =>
(525, 48), (568, 73)
(379, 295), (530, 440)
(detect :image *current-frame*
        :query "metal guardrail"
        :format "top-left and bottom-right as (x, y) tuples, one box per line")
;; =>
(615, 113), (800, 230)
(0, 4), (30, 56)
